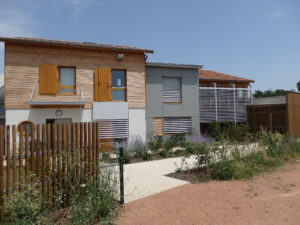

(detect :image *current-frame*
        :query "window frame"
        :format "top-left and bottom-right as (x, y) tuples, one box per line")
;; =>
(162, 77), (182, 104)
(58, 66), (76, 95)
(111, 69), (127, 102)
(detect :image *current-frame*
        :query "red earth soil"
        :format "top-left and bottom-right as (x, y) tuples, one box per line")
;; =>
(115, 160), (300, 225)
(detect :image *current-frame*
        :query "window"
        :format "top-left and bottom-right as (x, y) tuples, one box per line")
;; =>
(17, 121), (34, 136)
(111, 70), (126, 101)
(163, 77), (182, 103)
(163, 117), (192, 134)
(59, 67), (76, 94)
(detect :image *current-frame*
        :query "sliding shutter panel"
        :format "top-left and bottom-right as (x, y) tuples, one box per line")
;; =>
(39, 65), (57, 94)
(163, 77), (182, 103)
(163, 117), (192, 134)
(99, 68), (111, 102)
(97, 119), (129, 139)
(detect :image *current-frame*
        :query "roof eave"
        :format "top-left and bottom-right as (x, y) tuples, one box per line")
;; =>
(0, 37), (154, 54)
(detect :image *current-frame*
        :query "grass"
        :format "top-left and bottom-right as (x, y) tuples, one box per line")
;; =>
(169, 131), (300, 182)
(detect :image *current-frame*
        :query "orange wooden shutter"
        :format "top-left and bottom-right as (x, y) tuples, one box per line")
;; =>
(99, 68), (111, 102)
(39, 65), (57, 95)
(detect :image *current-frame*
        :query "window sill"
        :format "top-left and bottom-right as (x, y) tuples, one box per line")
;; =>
(163, 102), (182, 104)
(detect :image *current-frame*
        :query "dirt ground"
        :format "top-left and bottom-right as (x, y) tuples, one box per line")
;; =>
(115, 160), (300, 225)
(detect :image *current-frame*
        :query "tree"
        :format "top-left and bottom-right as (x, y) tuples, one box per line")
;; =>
(297, 81), (300, 92)
(253, 89), (286, 98)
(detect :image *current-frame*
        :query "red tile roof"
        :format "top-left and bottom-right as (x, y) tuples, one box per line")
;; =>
(199, 70), (254, 83)
(0, 37), (154, 53)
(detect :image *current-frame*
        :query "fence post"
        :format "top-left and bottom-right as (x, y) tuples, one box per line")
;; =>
(119, 147), (124, 204)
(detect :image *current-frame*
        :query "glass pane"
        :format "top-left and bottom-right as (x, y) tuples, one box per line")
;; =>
(112, 90), (125, 101)
(112, 70), (125, 87)
(60, 67), (75, 86)
(60, 89), (75, 93)
(163, 77), (181, 90)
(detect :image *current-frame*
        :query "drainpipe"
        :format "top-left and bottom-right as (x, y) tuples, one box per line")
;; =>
(213, 82), (218, 121)
(232, 83), (237, 125)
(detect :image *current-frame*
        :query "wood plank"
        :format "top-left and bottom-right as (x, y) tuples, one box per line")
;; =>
(0, 126), (4, 219)
(36, 124), (40, 190)
(88, 122), (92, 178)
(57, 124), (62, 196)
(84, 123), (88, 181)
(31, 124), (35, 184)
(42, 124), (46, 199)
(25, 125), (29, 185)
(12, 125), (17, 192)
(80, 123), (84, 183)
(47, 124), (51, 208)
(19, 125), (23, 192)
(61, 123), (66, 207)
(52, 124), (56, 205)
(76, 123), (79, 178)
(6, 126), (10, 198)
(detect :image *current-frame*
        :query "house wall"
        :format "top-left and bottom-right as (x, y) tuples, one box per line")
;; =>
(4, 43), (146, 109)
(145, 66), (200, 140)
(4, 42), (147, 143)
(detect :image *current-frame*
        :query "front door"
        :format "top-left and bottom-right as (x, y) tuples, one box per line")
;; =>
(94, 68), (111, 102)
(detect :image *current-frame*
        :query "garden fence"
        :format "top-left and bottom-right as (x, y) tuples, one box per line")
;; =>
(0, 122), (101, 219)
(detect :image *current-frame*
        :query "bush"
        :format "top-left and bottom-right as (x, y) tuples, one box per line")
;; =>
(207, 121), (251, 142)
(69, 170), (117, 225)
(148, 135), (163, 153)
(158, 149), (169, 158)
(211, 159), (237, 180)
(123, 150), (133, 164)
(142, 151), (152, 161)
(3, 185), (48, 225)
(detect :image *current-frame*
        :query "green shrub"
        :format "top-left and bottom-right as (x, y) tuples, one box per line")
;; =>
(211, 159), (237, 180)
(195, 143), (213, 167)
(148, 135), (163, 153)
(142, 151), (152, 161)
(158, 149), (169, 158)
(123, 150), (133, 164)
(69, 171), (117, 225)
(3, 185), (48, 225)
(208, 121), (222, 141)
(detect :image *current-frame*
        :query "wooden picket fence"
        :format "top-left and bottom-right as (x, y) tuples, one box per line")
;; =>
(0, 122), (101, 219)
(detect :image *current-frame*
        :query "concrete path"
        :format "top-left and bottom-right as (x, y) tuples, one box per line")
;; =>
(123, 156), (197, 203)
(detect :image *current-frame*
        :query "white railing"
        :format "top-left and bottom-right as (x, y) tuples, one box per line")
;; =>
(199, 85), (253, 123)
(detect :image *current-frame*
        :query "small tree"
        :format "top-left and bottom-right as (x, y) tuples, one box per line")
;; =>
(297, 81), (300, 92)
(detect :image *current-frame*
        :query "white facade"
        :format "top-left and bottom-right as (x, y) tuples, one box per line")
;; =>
(129, 109), (146, 144)
(6, 107), (147, 144)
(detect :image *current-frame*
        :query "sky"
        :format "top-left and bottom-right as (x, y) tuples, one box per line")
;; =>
(0, 0), (299, 91)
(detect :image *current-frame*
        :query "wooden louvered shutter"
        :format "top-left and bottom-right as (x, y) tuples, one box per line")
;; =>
(39, 65), (57, 94)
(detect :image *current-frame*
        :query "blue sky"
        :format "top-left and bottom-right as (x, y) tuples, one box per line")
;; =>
(0, 0), (299, 90)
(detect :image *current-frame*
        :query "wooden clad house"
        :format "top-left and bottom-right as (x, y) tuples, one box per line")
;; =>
(0, 37), (153, 145)
(198, 70), (254, 133)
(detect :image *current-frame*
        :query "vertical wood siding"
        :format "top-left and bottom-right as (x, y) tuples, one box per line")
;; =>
(153, 117), (163, 136)
(5, 43), (146, 109)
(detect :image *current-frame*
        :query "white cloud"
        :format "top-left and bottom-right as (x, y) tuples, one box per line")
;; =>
(270, 11), (287, 19)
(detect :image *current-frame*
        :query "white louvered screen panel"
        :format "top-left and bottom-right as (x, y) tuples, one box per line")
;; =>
(199, 87), (252, 123)
(97, 119), (129, 139)
(163, 117), (192, 134)
(163, 77), (182, 103)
